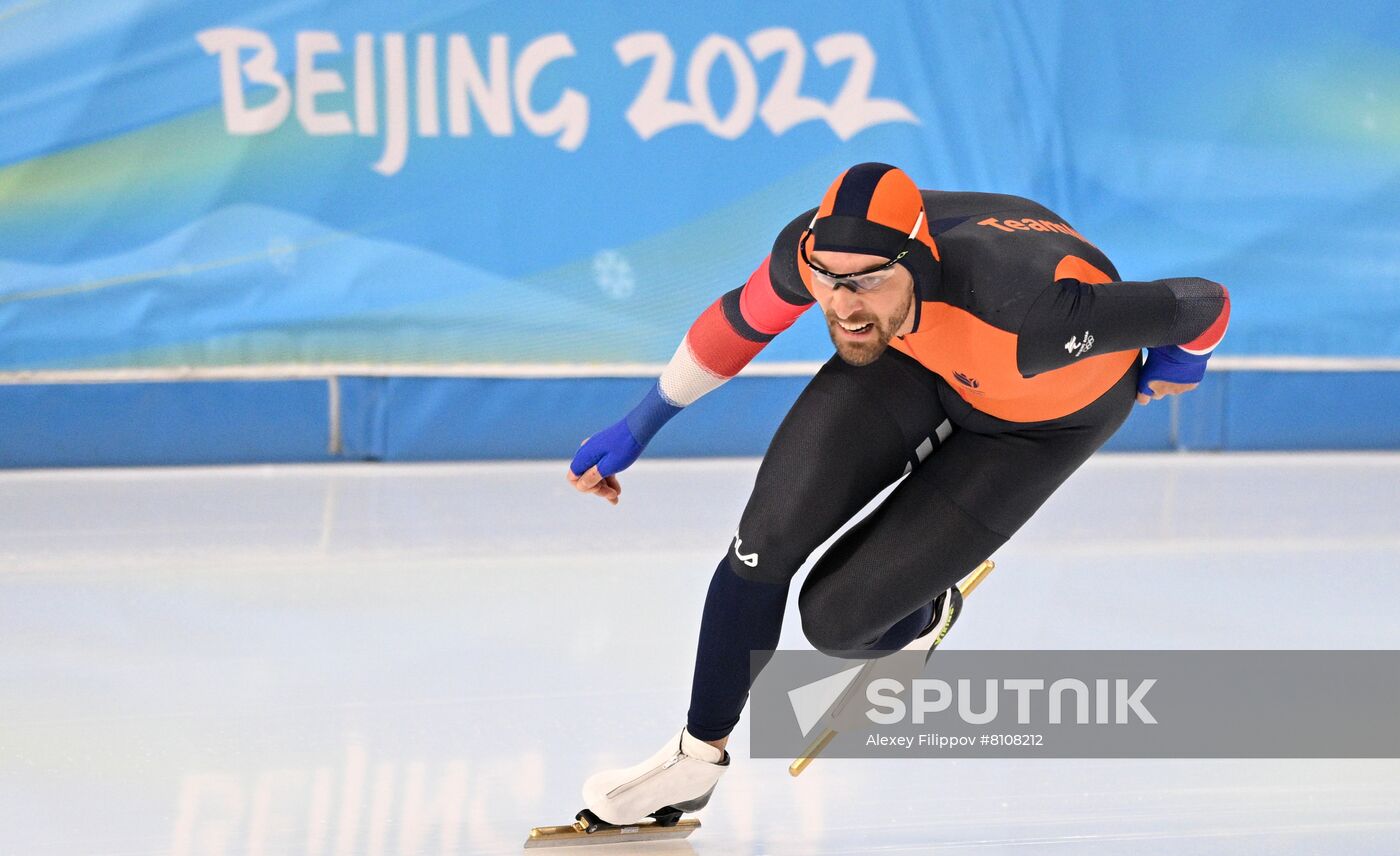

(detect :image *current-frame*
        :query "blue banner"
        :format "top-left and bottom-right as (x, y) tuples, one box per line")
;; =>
(1, 0), (1397, 371)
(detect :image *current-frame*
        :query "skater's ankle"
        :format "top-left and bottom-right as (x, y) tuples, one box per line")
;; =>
(680, 728), (727, 762)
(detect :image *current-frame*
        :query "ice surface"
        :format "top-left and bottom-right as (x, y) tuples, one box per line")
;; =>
(2, 454), (1398, 855)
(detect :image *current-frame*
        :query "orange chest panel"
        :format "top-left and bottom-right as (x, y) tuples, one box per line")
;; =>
(889, 302), (1136, 423)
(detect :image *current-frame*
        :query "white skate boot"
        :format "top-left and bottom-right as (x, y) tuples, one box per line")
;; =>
(581, 727), (729, 826)
(525, 728), (728, 847)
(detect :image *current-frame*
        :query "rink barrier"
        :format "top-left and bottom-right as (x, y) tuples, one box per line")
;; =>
(1, 358), (1398, 466)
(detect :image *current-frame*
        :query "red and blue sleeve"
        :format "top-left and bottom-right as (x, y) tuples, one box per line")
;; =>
(571, 256), (811, 477)
(654, 255), (811, 410)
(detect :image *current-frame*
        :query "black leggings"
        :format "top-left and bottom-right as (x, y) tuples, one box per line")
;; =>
(686, 347), (1138, 740)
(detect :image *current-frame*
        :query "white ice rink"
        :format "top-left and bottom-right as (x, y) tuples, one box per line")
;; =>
(3, 454), (1399, 855)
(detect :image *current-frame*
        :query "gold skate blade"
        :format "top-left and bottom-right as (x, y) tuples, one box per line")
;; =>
(788, 728), (837, 777)
(524, 818), (700, 848)
(957, 559), (995, 597)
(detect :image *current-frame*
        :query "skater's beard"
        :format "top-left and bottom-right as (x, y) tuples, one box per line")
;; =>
(824, 294), (912, 367)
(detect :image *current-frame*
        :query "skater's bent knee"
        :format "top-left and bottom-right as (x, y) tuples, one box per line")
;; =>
(799, 599), (877, 657)
(726, 539), (800, 585)
(803, 625), (878, 658)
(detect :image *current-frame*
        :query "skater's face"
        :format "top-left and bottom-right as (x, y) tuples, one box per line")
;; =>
(808, 249), (915, 367)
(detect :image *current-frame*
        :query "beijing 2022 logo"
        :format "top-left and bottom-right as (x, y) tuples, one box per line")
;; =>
(197, 28), (920, 176)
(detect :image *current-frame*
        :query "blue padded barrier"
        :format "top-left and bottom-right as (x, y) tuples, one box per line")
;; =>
(2, 370), (1397, 468)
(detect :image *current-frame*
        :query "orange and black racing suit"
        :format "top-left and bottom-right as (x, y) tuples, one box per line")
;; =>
(640, 191), (1228, 741)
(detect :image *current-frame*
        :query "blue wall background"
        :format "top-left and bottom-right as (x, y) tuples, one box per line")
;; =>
(1, 0), (1397, 464)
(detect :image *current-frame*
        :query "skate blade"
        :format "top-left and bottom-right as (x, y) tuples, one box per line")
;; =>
(957, 559), (995, 598)
(524, 818), (700, 848)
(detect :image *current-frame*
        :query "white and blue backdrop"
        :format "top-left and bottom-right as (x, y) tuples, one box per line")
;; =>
(2, 0), (1398, 465)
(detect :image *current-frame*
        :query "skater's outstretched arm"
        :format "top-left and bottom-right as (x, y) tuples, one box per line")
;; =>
(569, 251), (814, 503)
(1015, 276), (1231, 405)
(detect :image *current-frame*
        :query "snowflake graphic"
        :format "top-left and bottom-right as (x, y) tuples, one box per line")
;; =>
(592, 250), (635, 300)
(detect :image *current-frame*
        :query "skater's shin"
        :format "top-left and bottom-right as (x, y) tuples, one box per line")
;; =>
(686, 557), (789, 741)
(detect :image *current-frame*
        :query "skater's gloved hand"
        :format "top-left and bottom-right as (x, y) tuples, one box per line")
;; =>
(567, 383), (682, 505)
(1136, 345), (1210, 405)
(568, 420), (638, 505)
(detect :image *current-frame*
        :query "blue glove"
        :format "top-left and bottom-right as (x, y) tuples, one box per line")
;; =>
(1138, 345), (1210, 399)
(570, 383), (682, 478)
(570, 418), (645, 478)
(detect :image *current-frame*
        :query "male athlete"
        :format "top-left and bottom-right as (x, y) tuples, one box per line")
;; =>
(564, 163), (1230, 826)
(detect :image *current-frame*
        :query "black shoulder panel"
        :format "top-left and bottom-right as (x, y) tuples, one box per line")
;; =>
(920, 190), (1120, 333)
